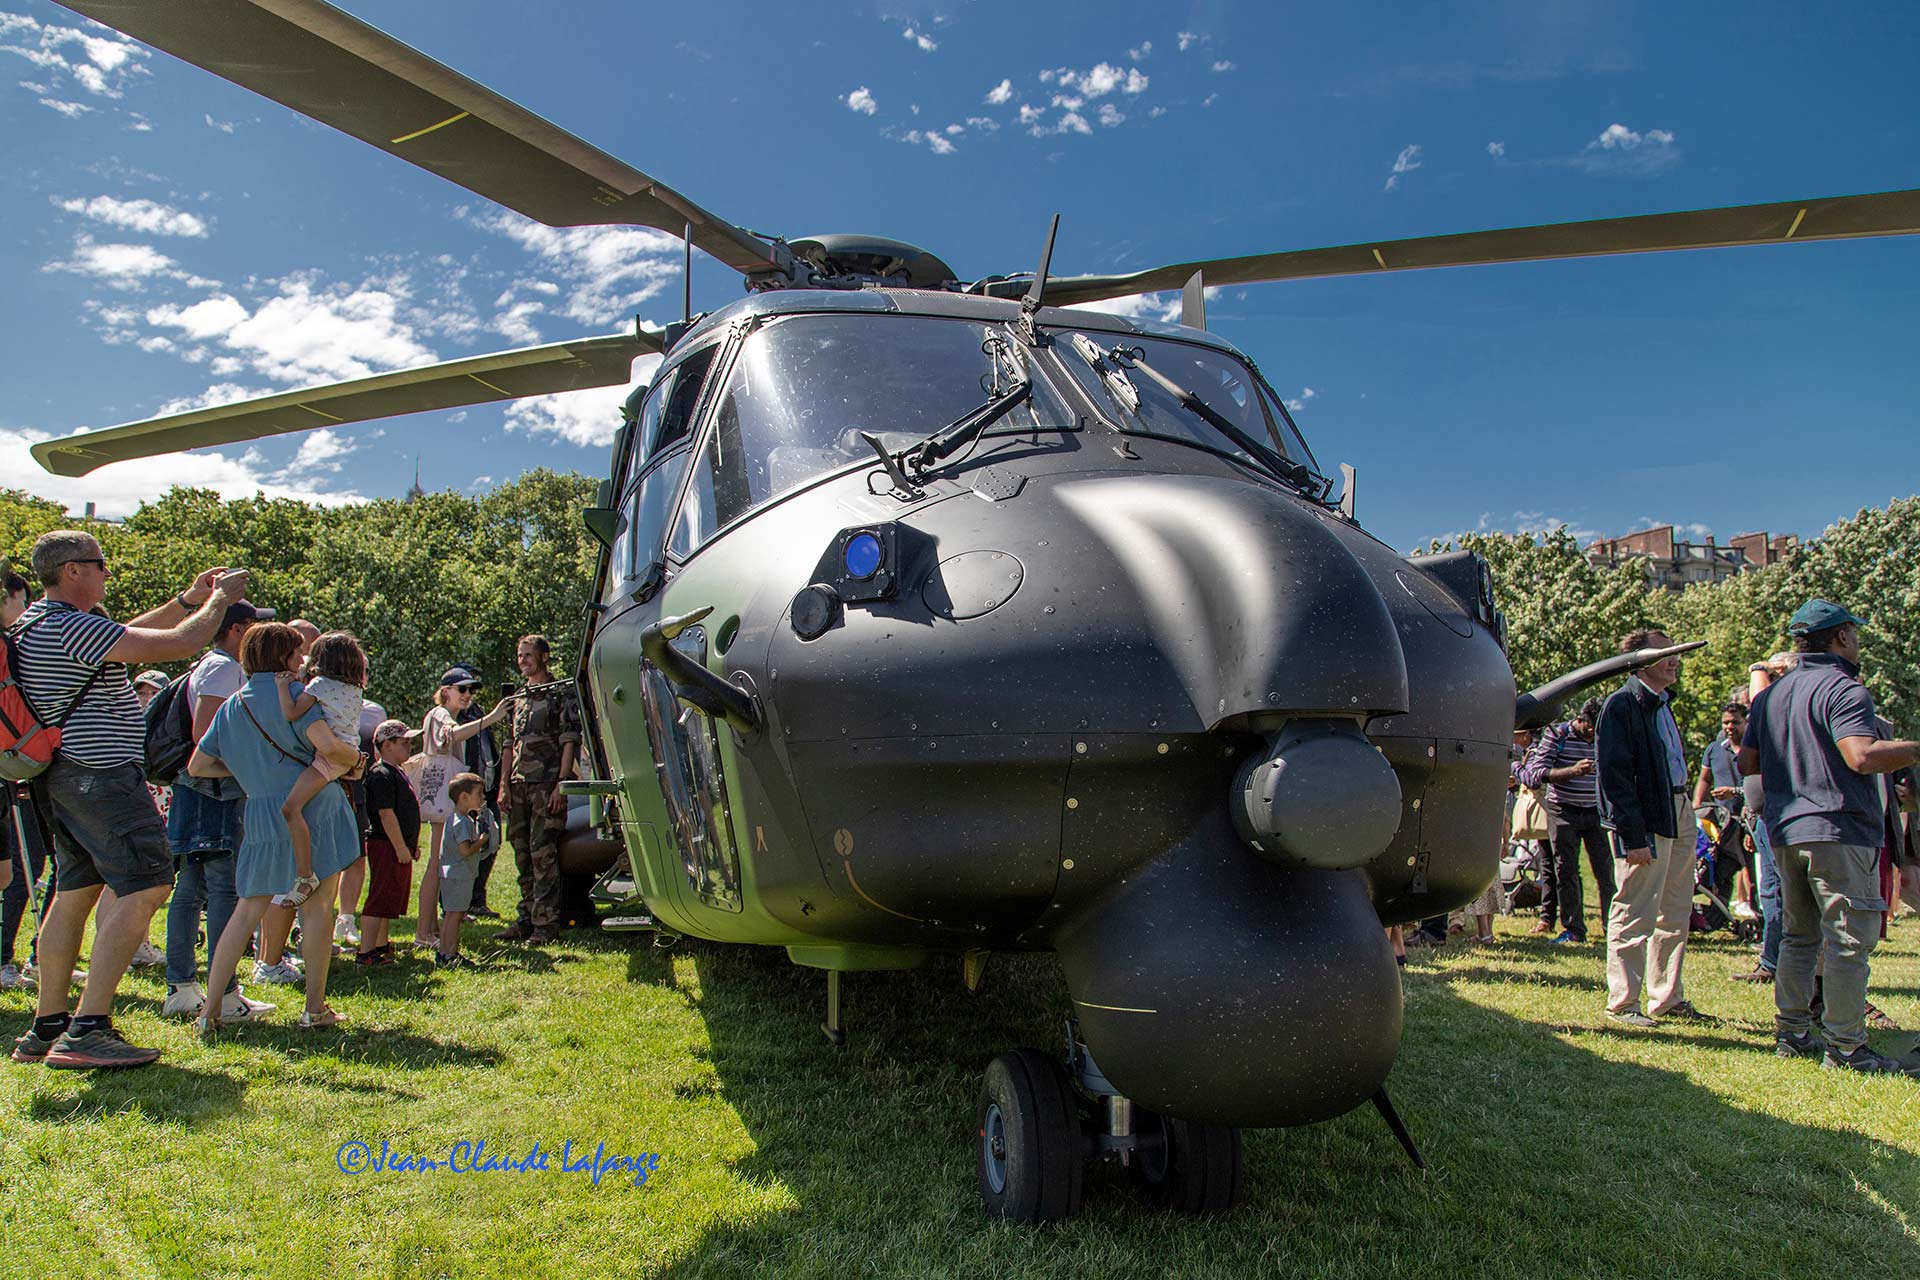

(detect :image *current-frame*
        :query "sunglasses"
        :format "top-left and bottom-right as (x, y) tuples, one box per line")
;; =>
(64, 557), (108, 572)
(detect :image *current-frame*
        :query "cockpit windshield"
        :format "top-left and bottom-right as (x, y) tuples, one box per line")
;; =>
(675, 313), (1075, 548)
(1057, 330), (1321, 482)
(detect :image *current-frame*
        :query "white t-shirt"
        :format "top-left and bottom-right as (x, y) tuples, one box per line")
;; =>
(188, 646), (244, 706)
(304, 676), (364, 744)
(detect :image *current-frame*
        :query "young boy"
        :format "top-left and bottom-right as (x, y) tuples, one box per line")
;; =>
(358, 720), (421, 965)
(437, 773), (498, 969)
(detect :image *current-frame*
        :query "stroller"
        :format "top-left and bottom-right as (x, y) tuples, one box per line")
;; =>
(1692, 804), (1761, 941)
(1499, 839), (1545, 913)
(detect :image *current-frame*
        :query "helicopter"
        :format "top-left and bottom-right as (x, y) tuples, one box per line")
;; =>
(30, 0), (1920, 1225)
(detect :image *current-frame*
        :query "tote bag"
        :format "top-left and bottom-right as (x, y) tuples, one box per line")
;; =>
(404, 750), (461, 822)
(1510, 787), (1551, 840)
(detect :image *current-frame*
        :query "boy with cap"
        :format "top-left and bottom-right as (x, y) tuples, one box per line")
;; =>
(358, 718), (422, 963)
(1741, 600), (1919, 1075)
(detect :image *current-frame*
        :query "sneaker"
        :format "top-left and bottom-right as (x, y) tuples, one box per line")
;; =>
(129, 940), (164, 967)
(221, 987), (276, 1021)
(353, 950), (394, 967)
(334, 914), (360, 947)
(11, 1020), (67, 1063)
(1656, 1001), (1716, 1023)
(162, 982), (207, 1019)
(1775, 1029), (1823, 1059)
(1549, 930), (1577, 944)
(23, 965), (84, 990)
(1607, 1010), (1659, 1029)
(1730, 966), (1776, 984)
(0, 963), (32, 991)
(1821, 1043), (1915, 1076)
(252, 960), (304, 986)
(433, 952), (477, 970)
(44, 1025), (162, 1070)
(1864, 1002), (1902, 1032)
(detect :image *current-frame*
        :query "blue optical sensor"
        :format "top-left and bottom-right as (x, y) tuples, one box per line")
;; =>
(844, 532), (883, 580)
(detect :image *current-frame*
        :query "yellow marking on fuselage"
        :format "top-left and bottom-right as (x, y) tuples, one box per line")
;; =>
(465, 373), (511, 397)
(297, 404), (345, 422)
(1074, 999), (1158, 1014)
(1784, 207), (1808, 239)
(391, 111), (471, 145)
(1371, 247), (1387, 268)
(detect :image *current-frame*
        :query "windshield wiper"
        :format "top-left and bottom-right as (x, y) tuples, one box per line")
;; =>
(899, 378), (1033, 476)
(1107, 347), (1314, 491)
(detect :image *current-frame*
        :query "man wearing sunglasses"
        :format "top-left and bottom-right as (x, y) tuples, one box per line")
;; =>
(8, 529), (249, 1070)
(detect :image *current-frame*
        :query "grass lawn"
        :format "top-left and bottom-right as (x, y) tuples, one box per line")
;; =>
(3, 887), (1918, 1279)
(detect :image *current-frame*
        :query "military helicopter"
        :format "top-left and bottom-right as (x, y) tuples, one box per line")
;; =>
(32, 0), (1920, 1225)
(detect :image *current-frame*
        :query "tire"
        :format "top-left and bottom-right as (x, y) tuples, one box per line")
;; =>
(976, 1048), (1086, 1223)
(1131, 1108), (1243, 1215)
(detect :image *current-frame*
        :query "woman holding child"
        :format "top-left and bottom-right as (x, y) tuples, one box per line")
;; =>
(186, 622), (365, 1033)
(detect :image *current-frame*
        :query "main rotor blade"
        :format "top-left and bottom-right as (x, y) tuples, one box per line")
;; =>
(31, 332), (661, 477)
(1039, 188), (1920, 307)
(56, 0), (784, 277)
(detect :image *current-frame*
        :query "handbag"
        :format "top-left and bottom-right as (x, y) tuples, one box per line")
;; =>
(1510, 787), (1551, 840)
(405, 750), (461, 822)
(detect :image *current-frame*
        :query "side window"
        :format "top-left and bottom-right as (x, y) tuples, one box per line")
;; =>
(641, 344), (719, 465)
(611, 449), (693, 589)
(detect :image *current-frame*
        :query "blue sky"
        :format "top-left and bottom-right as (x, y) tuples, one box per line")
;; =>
(3, 0), (1916, 553)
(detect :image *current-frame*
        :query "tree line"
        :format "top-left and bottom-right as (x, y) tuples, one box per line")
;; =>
(6, 481), (1912, 748)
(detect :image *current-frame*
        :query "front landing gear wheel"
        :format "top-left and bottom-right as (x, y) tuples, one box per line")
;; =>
(1131, 1109), (1243, 1215)
(976, 1048), (1085, 1223)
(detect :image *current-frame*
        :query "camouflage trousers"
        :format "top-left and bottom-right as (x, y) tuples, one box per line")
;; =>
(505, 781), (565, 932)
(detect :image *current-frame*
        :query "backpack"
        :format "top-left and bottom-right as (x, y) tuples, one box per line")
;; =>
(142, 656), (201, 785)
(0, 616), (105, 783)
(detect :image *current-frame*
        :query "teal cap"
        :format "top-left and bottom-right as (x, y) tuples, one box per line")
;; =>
(1787, 599), (1868, 636)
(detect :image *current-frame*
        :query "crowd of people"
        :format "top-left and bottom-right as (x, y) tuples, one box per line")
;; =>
(1407, 609), (1919, 1077)
(1, 529), (582, 1069)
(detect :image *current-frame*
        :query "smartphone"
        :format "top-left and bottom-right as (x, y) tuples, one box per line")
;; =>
(499, 682), (517, 699)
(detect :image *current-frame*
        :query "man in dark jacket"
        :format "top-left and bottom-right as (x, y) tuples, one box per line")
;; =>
(1596, 628), (1709, 1027)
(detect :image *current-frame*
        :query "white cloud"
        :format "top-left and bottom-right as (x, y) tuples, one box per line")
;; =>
(1148, 105), (1167, 119)
(901, 26), (937, 51)
(47, 236), (215, 290)
(204, 113), (236, 133)
(965, 115), (1000, 133)
(1177, 31), (1206, 51)
(1486, 140), (1506, 157)
(1579, 123), (1679, 174)
(461, 208), (680, 325)
(1018, 103), (1044, 126)
(900, 129), (957, 156)
(1283, 387), (1317, 412)
(1029, 110), (1092, 138)
(274, 428), (356, 479)
(1591, 123), (1673, 151)
(1066, 285), (1221, 326)
(984, 78), (1013, 105)
(3, 15), (147, 102)
(145, 279), (436, 385)
(56, 195), (208, 238)
(1384, 143), (1422, 192)
(1211, 60), (1236, 72)
(1096, 103), (1124, 127)
(1044, 62), (1147, 99)
(1128, 41), (1152, 61)
(151, 382), (265, 416)
(492, 299), (544, 345)
(1, 425), (364, 518)
(846, 85), (877, 115)
(37, 97), (89, 118)
(503, 361), (660, 447)
(1201, 92), (1218, 108)
(944, 123), (964, 135)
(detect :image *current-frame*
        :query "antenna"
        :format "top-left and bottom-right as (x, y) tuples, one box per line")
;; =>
(682, 222), (693, 325)
(1018, 214), (1060, 346)
(1181, 269), (1207, 330)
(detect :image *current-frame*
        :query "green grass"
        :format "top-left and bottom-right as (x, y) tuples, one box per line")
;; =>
(4, 893), (1919, 1279)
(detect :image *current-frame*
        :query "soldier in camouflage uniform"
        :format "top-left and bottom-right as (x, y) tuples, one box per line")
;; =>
(495, 635), (579, 943)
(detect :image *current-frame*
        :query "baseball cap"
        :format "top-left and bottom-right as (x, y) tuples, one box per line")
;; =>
(222, 600), (277, 630)
(440, 667), (480, 687)
(132, 669), (171, 691)
(1787, 599), (1868, 637)
(372, 718), (421, 746)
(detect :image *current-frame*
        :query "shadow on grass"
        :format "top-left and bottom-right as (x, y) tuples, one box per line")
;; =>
(629, 943), (1920, 1279)
(26, 1062), (246, 1125)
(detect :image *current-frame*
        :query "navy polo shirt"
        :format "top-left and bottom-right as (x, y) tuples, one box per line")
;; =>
(1746, 653), (1883, 848)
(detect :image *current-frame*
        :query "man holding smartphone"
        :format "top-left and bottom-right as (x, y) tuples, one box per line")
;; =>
(495, 635), (578, 944)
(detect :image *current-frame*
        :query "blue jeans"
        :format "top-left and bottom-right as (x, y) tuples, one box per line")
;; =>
(166, 783), (245, 991)
(1752, 817), (1783, 972)
(165, 851), (239, 991)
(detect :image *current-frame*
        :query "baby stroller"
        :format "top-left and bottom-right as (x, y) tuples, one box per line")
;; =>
(1692, 804), (1760, 941)
(1500, 839), (1544, 913)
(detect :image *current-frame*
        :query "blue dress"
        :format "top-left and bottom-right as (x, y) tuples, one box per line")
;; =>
(197, 674), (362, 899)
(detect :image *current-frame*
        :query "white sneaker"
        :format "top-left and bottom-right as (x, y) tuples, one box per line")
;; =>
(251, 960), (304, 985)
(0, 962), (33, 991)
(163, 982), (206, 1018)
(130, 940), (165, 967)
(221, 986), (277, 1020)
(334, 914), (360, 947)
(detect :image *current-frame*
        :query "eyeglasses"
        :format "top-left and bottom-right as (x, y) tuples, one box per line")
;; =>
(64, 557), (108, 572)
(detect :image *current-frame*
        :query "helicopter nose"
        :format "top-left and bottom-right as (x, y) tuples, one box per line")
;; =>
(1231, 719), (1402, 871)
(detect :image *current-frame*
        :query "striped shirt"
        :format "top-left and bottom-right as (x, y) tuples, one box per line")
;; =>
(1518, 720), (1600, 807)
(9, 599), (142, 769)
